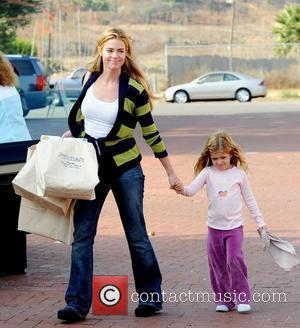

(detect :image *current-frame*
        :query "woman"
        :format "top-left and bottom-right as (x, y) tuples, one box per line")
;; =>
(58, 27), (182, 323)
(0, 52), (31, 143)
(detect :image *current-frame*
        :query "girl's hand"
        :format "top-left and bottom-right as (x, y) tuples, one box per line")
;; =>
(258, 225), (267, 234)
(62, 130), (73, 138)
(175, 188), (185, 195)
(257, 226), (269, 250)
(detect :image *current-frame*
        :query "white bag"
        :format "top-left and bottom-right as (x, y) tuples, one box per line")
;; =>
(18, 198), (75, 245)
(12, 145), (72, 215)
(35, 136), (99, 200)
(259, 230), (300, 271)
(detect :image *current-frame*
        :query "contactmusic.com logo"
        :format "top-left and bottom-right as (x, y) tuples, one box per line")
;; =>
(92, 275), (288, 316)
(92, 276), (128, 315)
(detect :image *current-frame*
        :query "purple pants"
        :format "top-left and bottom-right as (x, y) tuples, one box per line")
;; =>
(207, 226), (251, 309)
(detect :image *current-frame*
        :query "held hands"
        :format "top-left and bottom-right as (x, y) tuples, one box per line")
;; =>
(168, 173), (183, 192)
(175, 186), (185, 195)
(168, 174), (186, 195)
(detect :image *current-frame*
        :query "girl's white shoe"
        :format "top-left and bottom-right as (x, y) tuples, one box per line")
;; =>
(237, 304), (251, 313)
(215, 305), (229, 312)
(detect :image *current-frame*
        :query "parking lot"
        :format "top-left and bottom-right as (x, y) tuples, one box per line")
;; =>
(1, 100), (300, 327)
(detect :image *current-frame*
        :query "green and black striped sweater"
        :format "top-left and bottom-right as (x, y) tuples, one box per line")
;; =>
(68, 71), (168, 178)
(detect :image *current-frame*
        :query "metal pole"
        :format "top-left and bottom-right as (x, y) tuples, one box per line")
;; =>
(77, 7), (81, 65)
(41, 10), (45, 61)
(59, 6), (62, 72)
(30, 20), (37, 56)
(228, 0), (235, 71)
(297, 43), (300, 86)
(46, 32), (52, 73)
(164, 44), (169, 87)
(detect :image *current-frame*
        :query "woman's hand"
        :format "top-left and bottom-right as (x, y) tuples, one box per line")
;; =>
(168, 173), (183, 191)
(62, 130), (73, 138)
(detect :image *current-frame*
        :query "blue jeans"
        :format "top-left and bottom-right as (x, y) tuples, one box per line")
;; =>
(65, 164), (162, 315)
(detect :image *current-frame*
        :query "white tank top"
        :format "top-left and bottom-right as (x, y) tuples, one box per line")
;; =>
(81, 84), (118, 138)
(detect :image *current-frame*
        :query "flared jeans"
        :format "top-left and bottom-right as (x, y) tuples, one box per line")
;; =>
(64, 164), (162, 315)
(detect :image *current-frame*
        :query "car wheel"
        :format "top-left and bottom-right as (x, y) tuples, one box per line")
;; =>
(174, 90), (189, 104)
(235, 88), (251, 102)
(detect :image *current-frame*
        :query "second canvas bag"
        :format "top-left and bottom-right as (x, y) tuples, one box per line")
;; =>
(12, 145), (72, 215)
(35, 136), (99, 200)
(18, 198), (75, 245)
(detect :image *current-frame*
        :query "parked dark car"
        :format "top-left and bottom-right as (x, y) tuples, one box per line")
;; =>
(6, 55), (49, 117)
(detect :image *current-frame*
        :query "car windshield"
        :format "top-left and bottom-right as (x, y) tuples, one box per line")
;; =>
(36, 60), (45, 74)
(71, 69), (86, 79)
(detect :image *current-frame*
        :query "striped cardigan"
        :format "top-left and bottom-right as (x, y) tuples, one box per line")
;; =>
(68, 71), (168, 177)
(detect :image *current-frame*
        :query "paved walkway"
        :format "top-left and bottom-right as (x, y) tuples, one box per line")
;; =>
(1, 152), (300, 328)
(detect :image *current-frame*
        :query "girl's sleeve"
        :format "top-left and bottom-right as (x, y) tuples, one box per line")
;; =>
(135, 89), (168, 158)
(240, 172), (266, 227)
(183, 169), (207, 196)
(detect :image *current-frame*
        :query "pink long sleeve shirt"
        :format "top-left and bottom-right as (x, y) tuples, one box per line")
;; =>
(183, 166), (266, 230)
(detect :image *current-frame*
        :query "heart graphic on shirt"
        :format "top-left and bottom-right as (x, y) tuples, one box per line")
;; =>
(218, 190), (228, 197)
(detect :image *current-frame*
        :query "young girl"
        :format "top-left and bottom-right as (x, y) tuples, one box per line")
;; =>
(176, 131), (267, 313)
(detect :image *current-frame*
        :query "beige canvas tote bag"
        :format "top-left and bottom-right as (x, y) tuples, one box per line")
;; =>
(18, 198), (75, 245)
(12, 145), (72, 215)
(35, 136), (99, 200)
(259, 230), (300, 271)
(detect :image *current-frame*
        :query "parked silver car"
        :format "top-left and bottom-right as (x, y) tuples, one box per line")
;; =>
(50, 67), (87, 100)
(165, 71), (266, 103)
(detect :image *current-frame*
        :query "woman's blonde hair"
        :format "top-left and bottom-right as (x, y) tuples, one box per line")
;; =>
(0, 52), (17, 87)
(87, 27), (155, 109)
(194, 131), (248, 175)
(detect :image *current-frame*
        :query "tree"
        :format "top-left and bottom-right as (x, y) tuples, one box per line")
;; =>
(272, 4), (300, 56)
(9, 38), (37, 56)
(72, 0), (110, 11)
(0, 0), (42, 53)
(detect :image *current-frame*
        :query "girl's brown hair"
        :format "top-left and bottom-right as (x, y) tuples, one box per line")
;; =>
(87, 27), (155, 109)
(194, 131), (248, 176)
(0, 52), (17, 87)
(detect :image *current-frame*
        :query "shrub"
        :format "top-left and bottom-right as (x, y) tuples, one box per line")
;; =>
(4, 38), (36, 56)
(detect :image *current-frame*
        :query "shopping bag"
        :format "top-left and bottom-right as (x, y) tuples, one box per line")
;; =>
(18, 198), (75, 245)
(35, 136), (99, 200)
(259, 230), (300, 271)
(12, 145), (72, 215)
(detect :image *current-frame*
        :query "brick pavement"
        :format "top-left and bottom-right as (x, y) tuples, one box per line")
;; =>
(0, 152), (300, 328)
